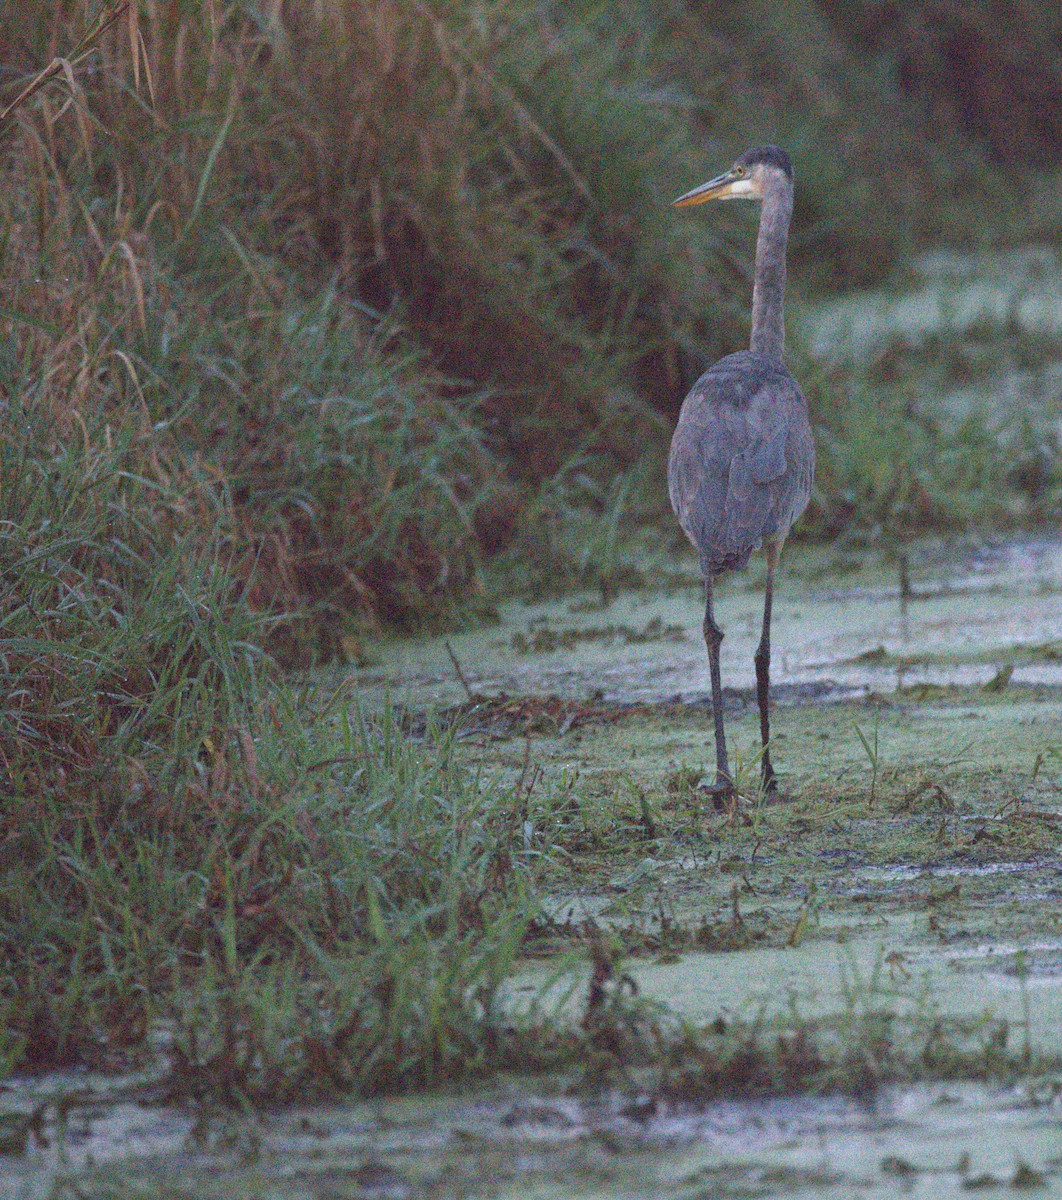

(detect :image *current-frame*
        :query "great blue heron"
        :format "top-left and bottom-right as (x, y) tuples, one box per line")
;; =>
(668, 145), (814, 799)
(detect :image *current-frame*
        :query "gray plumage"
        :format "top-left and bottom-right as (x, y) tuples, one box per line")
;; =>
(669, 145), (814, 798)
(668, 350), (813, 576)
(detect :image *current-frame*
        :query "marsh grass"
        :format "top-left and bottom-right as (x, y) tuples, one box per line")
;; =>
(0, 379), (550, 1090)
(802, 361), (1054, 543)
(560, 940), (1041, 1102)
(0, 681), (557, 1094)
(0, 399), (264, 783)
(0, 0), (743, 654)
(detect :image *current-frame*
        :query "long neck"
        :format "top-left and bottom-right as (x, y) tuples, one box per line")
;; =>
(749, 175), (793, 361)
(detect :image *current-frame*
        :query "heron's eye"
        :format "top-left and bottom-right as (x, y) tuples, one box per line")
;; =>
(734, 164), (747, 178)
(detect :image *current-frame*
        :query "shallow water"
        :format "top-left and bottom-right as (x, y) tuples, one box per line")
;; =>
(799, 246), (1062, 364)
(314, 524), (1062, 1199)
(5, 1073), (1062, 1198)
(351, 538), (1062, 709)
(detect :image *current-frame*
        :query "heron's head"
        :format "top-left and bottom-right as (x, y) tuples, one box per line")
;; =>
(673, 145), (792, 206)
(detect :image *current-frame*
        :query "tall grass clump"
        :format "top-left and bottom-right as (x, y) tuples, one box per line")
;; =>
(0, 13), (512, 654)
(0, 0), (753, 646)
(0, 383), (545, 1087)
(0, 396), (264, 788)
(0, 0), (697, 1095)
(0, 677), (550, 1093)
(0, 389), (262, 1070)
(245, 1), (745, 435)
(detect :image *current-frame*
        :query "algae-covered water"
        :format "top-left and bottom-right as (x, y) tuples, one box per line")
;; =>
(354, 537), (1062, 705)
(10, 533), (1058, 1199)
(5, 1075), (1062, 1197)
(361, 532), (1062, 1030)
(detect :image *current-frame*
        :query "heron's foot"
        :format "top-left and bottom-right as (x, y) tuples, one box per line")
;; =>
(696, 775), (734, 804)
(696, 776), (753, 822)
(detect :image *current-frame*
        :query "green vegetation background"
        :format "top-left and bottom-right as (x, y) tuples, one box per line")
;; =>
(0, 0), (1060, 1087)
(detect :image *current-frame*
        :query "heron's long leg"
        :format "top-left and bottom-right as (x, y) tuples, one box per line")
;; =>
(754, 544), (779, 792)
(703, 577), (730, 790)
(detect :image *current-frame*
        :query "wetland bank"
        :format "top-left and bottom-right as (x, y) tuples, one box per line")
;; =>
(4, 1), (1062, 1196)
(6, 539), (1061, 1199)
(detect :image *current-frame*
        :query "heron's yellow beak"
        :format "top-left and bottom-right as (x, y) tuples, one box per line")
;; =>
(673, 169), (758, 206)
